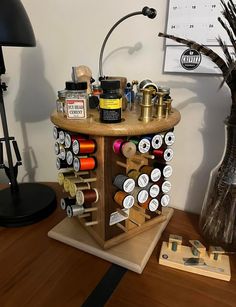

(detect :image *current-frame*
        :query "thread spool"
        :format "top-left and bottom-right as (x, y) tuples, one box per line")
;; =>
(153, 163), (173, 178)
(53, 126), (62, 140)
(60, 197), (76, 210)
(128, 169), (149, 188)
(114, 191), (135, 209)
(65, 133), (85, 149)
(59, 130), (65, 144)
(113, 139), (137, 158)
(66, 150), (74, 165)
(139, 165), (161, 182)
(113, 174), (135, 193)
(54, 142), (60, 155)
(164, 131), (175, 146)
(66, 204), (84, 217)
(72, 139), (96, 155)
(151, 134), (163, 149)
(76, 189), (99, 206)
(160, 194), (170, 207)
(59, 147), (66, 160)
(130, 187), (149, 204)
(63, 178), (73, 192)
(153, 148), (174, 162)
(144, 182), (160, 197)
(57, 171), (75, 185)
(138, 137), (151, 153)
(56, 157), (71, 170)
(148, 198), (159, 212)
(73, 157), (96, 172)
(69, 182), (91, 198)
(161, 180), (172, 193)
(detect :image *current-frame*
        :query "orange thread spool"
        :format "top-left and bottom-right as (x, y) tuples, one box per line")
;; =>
(114, 191), (134, 209)
(78, 140), (96, 154)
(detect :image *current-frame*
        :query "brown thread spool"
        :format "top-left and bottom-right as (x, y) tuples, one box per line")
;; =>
(139, 165), (161, 182)
(69, 182), (91, 198)
(113, 174), (135, 193)
(130, 187), (149, 204)
(128, 169), (149, 188)
(76, 189), (99, 206)
(114, 191), (135, 209)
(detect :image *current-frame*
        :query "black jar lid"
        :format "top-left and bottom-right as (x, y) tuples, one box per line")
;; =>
(65, 81), (87, 90)
(100, 80), (120, 90)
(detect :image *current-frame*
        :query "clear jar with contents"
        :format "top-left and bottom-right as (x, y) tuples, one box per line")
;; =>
(56, 90), (66, 113)
(65, 81), (88, 119)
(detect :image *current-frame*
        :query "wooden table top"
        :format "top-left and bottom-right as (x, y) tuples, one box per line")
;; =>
(0, 183), (235, 307)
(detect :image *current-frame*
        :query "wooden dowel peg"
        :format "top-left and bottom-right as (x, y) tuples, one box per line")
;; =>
(79, 213), (90, 218)
(83, 177), (97, 183)
(85, 221), (98, 226)
(142, 154), (155, 160)
(84, 207), (98, 213)
(116, 223), (128, 232)
(116, 161), (127, 168)
(75, 171), (89, 177)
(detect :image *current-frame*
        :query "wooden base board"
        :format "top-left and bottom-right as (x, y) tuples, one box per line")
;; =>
(159, 242), (231, 281)
(48, 207), (173, 274)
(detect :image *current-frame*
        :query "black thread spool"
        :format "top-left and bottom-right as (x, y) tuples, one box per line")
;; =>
(53, 126), (63, 140)
(163, 131), (175, 146)
(151, 134), (163, 149)
(113, 174), (135, 193)
(160, 194), (170, 207)
(66, 150), (74, 166)
(144, 182), (160, 198)
(56, 157), (70, 170)
(161, 180), (172, 194)
(153, 162), (173, 178)
(59, 130), (65, 145)
(139, 165), (161, 182)
(60, 197), (76, 210)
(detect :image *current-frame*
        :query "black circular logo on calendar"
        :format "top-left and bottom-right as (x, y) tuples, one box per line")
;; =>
(180, 49), (202, 70)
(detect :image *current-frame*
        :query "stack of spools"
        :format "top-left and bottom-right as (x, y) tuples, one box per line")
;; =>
(53, 126), (99, 224)
(112, 129), (174, 214)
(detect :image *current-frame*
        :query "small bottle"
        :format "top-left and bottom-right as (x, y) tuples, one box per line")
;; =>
(99, 80), (122, 123)
(65, 81), (88, 119)
(56, 90), (67, 113)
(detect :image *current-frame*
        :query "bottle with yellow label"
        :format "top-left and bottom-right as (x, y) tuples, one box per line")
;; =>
(99, 80), (122, 123)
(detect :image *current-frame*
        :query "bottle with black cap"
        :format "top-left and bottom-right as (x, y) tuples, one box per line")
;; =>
(99, 79), (122, 123)
(65, 81), (88, 119)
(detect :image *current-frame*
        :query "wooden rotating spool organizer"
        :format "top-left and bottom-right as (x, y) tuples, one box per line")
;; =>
(49, 87), (181, 272)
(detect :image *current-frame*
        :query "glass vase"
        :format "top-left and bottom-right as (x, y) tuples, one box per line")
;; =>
(199, 119), (236, 251)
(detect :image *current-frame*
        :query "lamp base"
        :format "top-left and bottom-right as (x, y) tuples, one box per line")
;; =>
(0, 183), (57, 227)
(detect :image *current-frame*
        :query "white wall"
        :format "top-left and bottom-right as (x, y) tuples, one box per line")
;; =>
(0, 0), (231, 213)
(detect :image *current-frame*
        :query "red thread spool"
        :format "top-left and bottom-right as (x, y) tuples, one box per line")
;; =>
(153, 148), (174, 162)
(65, 133), (85, 148)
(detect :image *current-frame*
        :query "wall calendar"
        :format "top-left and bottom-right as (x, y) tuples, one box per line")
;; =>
(163, 0), (235, 74)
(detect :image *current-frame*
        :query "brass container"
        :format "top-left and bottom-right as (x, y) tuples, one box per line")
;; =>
(139, 88), (154, 122)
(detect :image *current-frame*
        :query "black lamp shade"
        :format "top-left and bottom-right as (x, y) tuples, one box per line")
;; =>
(0, 0), (36, 47)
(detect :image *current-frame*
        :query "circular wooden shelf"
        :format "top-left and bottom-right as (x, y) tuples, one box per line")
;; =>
(51, 108), (181, 136)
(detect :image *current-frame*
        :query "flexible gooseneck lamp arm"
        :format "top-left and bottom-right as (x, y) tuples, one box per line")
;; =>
(98, 6), (157, 79)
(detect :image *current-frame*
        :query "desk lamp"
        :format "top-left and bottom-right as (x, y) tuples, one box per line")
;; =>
(0, 0), (56, 227)
(99, 6), (157, 79)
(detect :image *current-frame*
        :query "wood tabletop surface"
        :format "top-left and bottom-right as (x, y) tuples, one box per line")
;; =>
(0, 183), (235, 307)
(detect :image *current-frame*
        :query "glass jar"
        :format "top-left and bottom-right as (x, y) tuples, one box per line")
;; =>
(99, 80), (122, 123)
(65, 81), (88, 119)
(199, 120), (236, 251)
(56, 90), (66, 113)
